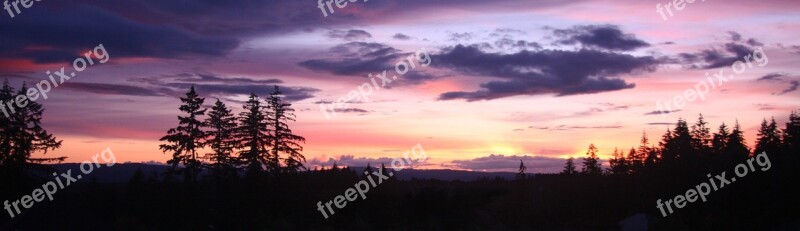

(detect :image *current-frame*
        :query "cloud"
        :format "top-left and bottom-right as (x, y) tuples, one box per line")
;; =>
(449, 154), (568, 173)
(553, 25), (649, 51)
(644, 109), (681, 115)
(757, 73), (788, 82)
(753, 103), (778, 111)
(0, 5), (239, 65)
(298, 42), (406, 76)
(448, 32), (474, 42)
(778, 81), (799, 95)
(129, 73), (318, 101)
(308, 155), (420, 168)
(646, 122), (674, 126)
(754, 73), (798, 95)
(328, 29), (373, 41)
(529, 125), (623, 131)
(677, 33), (763, 69)
(433, 44), (658, 101)
(173, 73), (283, 85)
(392, 33), (412, 40)
(60, 82), (166, 96)
(494, 38), (541, 51)
(333, 108), (370, 113)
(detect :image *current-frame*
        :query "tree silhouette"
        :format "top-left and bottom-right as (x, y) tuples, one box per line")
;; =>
(609, 147), (629, 175)
(0, 80), (14, 166)
(711, 123), (730, 156)
(204, 99), (239, 179)
(581, 144), (602, 175)
(561, 157), (577, 175)
(726, 121), (750, 162)
(516, 160), (527, 180)
(754, 117), (782, 156)
(691, 114), (712, 159)
(159, 86), (208, 182)
(784, 111), (800, 153)
(363, 163), (374, 178)
(266, 86), (306, 173)
(8, 83), (66, 167)
(237, 93), (273, 176)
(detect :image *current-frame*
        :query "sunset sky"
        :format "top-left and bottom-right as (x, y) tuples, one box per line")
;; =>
(1, 0), (799, 173)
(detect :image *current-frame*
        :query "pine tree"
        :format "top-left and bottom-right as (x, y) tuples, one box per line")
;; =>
(516, 160), (527, 180)
(8, 83), (63, 168)
(659, 127), (675, 163)
(379, 163), (391, 177)
(711, 123), (730, 156)
(691, 114), (712, 157)
(204, 99), (239, 178)
(562, 157), (577, 175)
(363, 163), (374, 178)
(0, 80), (16, 166)
(159, 86), (208, 181)
(783, 111), (800, 153)
(754, 117), (782, 156)
(626, 148), (637, 173)
(581, 144), (602, 175)
(266, 86), (306, 173)
(237, 93), (273, 176)
(609, 147), (629, 175)
(671, 118), (695, 162)
(632, 131), (650, 171)
(725, 121), (750, 162)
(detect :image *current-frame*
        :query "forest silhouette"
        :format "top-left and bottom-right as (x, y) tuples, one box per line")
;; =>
(1, 84), (799, 230)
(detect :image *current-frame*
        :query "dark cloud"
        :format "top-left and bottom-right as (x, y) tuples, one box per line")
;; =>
(757, 73), (788, 82)
(646, 122), (674, 126)
(433, 45), (658, 101)
(333, 108), (369, 113)
(298, 42), (407, 76)
(753, 103), (778, 111)
(328, 29), (372, 41)
(494, 38), (541, 51)
(0, 5), (239, 64)
(553, 25), (649, 51)
(778, 81), (799, 95)
(754, 73), (798, 95)
(448, 32), (474, 42)
(172, 73), (283, 85)
(129, 73), (318, 101)
(449, 154), (570, 173)
(644, 109), (681, 115)
(392, 33), (412, 40)
(728, 31), (742, 41)
(60, 82), (166, 96)
(308, 155), (419, 168)
(677, 33), (763, 69)
(529, 125), (623, 131)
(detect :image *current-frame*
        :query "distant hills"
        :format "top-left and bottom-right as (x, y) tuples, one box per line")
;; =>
(47, 163), (523, 183)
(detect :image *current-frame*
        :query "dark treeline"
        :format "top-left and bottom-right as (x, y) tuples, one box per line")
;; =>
(158, 85), (306, 182)
(0, 80), (63, 184)
(1, 84), (799, 230)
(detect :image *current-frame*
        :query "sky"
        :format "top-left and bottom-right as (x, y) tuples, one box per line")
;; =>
(1, 0), (799, 173)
